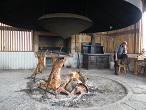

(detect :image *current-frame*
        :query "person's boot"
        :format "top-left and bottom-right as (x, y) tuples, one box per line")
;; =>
(114, 67), (118, 75)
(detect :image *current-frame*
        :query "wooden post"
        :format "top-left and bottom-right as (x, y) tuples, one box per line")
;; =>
(134, 24), (136, 53)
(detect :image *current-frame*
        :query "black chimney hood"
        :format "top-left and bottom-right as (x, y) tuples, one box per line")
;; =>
(0, 0), (142, 33)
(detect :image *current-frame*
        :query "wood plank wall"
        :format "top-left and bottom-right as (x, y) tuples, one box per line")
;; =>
(71, 20), (143, 54)
(0, 23), (33, 51)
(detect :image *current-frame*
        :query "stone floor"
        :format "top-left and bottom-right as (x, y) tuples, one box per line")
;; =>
(0, 67), (146, 110)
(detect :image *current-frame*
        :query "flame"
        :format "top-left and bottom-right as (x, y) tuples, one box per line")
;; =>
(57, 70), (88, 95)
(68, 70), (82, 83)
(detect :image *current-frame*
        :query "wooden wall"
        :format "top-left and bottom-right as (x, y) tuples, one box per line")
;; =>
(0, 23), (33, 52)
(33, 19), (143, 54)
(71, 20), (143, 54)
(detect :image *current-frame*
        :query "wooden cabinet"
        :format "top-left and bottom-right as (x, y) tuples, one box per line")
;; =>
(83, 54), (110, 70)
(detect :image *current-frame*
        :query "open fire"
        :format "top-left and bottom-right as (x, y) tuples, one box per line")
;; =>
(24, 48), (126, 108)
(36, 51), (89, 97)
(24, 72), (126, 108)
(57, 70), (88, 95)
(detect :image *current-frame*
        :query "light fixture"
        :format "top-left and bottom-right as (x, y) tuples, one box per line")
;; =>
(110, 26), (112, 29)
(36, 13), (93, 39)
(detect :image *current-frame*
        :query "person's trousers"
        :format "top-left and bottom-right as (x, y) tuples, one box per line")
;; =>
(114, 54), (128, 74)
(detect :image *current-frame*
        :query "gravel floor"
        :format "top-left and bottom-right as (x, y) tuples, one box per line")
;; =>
(0, 67), (146, 110)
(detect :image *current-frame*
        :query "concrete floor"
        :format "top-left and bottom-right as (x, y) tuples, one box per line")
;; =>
(0, 67), (146, 110)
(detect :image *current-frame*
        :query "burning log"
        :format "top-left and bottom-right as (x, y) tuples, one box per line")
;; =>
(69, 70), (88, 83)
(58, 77), (88, 95)
(56, 75), (77, 95)
(57, 70), (88, 95)
(71, 83), (88, 95)
(78, 71), (88, 83)
(29, 50), (48, 81)
(65, 77), (78, 93)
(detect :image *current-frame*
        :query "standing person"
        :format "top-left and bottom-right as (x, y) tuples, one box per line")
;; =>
(114, 41), (128, 75)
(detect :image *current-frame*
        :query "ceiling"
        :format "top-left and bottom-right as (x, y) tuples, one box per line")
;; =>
(0, 0), (143, 33)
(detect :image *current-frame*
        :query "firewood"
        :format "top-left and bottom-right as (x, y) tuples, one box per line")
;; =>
(71, 83), (88, 95)
(65, 78), (78, 93)
(78, 71), (88, 83)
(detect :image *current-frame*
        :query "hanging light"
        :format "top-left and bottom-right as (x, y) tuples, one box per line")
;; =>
(36, 13), (93, 39)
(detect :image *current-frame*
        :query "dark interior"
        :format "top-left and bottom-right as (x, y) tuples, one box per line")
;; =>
(0, 0), (142, 33)
(39, 35), (71, 53)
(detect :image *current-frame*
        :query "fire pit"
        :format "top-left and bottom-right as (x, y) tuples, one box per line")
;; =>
(20, 71), (127, 108)
(20, 53), (127, 108)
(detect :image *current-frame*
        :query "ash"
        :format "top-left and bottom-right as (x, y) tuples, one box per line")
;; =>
(21, 74), (126, 108)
